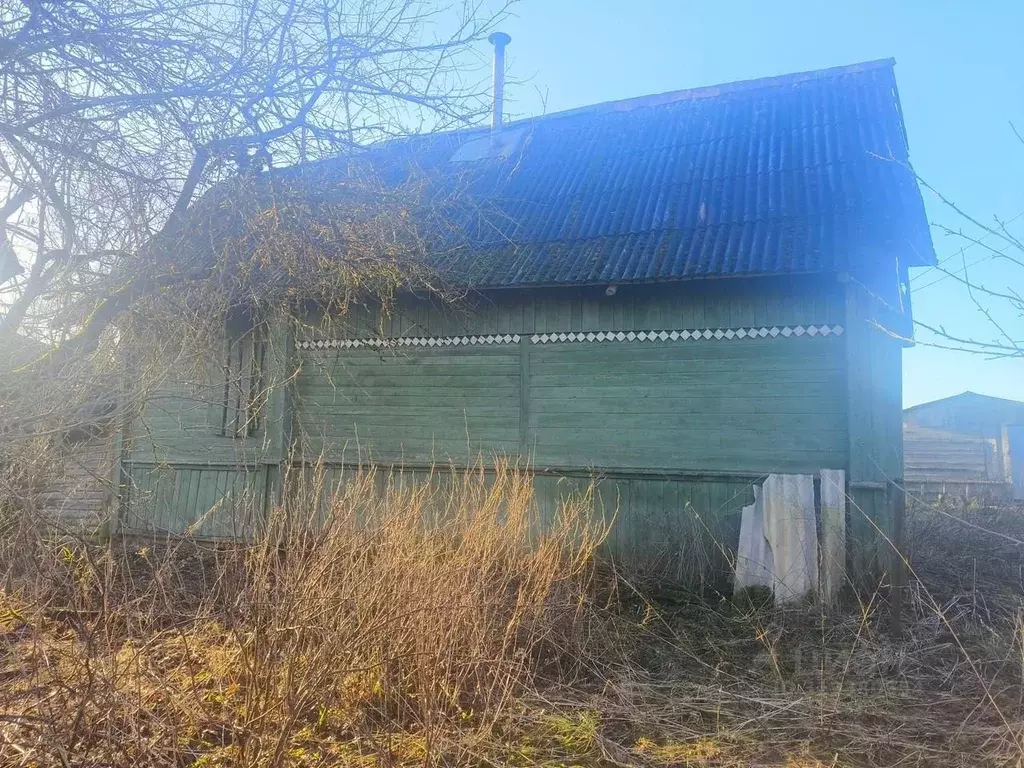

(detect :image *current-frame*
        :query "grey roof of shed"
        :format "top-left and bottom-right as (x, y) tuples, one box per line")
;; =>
(180, 59), (936, 289)
(905, 392), (1024, 414)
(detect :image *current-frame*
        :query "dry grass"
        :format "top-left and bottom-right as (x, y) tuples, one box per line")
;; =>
(2, 471), (1024, 767)
(0, 464), (610, 766)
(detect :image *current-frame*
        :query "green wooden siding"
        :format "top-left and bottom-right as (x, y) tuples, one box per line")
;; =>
(118, 277), (866, 583)
(293, 278), (847, 471)
(304, 277), (843, 341)
(294, 346), (522, 463)
(291, 464), (754, 584)
(127, 381), (273, 466)
(126, 319), (292, 466)
(527, 337), (846, 473)
(294, 335), (846, 474)
(843, 277), (906, 580)
(120, 463), (267, 538)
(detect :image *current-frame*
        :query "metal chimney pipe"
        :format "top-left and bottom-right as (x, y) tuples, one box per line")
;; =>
(488, 31), (511, 131)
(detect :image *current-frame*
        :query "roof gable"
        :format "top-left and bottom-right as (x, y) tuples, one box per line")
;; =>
(905, 392), (1024, 414)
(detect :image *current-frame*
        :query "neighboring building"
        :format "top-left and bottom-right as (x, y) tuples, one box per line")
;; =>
(0, 335), (118, 532)
(117, 59), (936, 585)
(904, 392), (1024, 499)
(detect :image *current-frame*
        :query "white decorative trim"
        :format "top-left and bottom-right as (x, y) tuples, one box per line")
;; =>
(299, 333), (521, 350)
(298, 325), (842, 350)
(529, 324), (843, 344)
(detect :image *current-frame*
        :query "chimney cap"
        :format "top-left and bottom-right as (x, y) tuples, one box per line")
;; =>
(488, 31), (511, 47)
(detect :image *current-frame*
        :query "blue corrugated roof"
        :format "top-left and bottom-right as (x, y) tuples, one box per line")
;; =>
(353, 58), (935, 287)
(182, 59), (935, 290)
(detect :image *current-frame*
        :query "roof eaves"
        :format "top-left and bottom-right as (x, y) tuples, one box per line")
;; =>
(462, 266), (832, 292)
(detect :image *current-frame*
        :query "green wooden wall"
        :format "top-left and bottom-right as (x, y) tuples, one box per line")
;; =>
(117, 275), (896, 584)
(119, 318), (291, 535)
(294, 337), (846, 474)
(287, 463), (754, 587)
(295, 345), (522, 464)
(309, 276), (842, 339)
(294, 277), (847, 475)
(526, 338), (845, 473)
(842, 274), (907, 581)
(120, 463), (268, 538)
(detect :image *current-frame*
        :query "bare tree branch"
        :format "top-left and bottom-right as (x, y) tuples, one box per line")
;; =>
(906, 162), (1024, 360)
(0, 0), (513, 343)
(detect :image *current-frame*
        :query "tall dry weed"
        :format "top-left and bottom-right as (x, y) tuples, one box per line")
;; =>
(4, 473), (1024, 767)
(0, 462), (610, 766)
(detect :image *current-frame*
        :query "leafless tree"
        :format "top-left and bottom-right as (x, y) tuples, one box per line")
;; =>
(901, 126), (1023, 360)
(0, 0), (510, 352)
(906, 174), (1023, 359)
(0, 0), (511, 519)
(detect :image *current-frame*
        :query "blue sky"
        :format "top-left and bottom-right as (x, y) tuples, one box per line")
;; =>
(492, 1), (1023, 406)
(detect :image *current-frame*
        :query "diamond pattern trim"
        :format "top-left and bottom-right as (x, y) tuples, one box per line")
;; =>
(297, 325), (843, 350)
(298, 334), (522, 350)
(529, 325), (842, 344)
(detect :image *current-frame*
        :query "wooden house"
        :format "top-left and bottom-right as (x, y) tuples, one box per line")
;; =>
(905, 392), (1024, 499)
(115, 59), (936, 585)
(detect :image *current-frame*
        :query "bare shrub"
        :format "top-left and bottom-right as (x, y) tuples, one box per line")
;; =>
(0, 463), (609, 766)
(5, 477), (1024, 767)
(906, 493), (1024, 622)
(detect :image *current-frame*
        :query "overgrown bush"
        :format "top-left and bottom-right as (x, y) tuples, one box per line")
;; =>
(3, 480), (1024, 767)
(0, 464), (611, 766)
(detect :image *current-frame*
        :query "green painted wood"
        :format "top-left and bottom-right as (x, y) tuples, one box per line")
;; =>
(292, 464), (754, 586)
(125, 317), (298, 470)
(295, 346), (522, 463)
(519, 335), (532, 455)
(120, 463), (267, 537)
(298, 277), (844, 343)
(119, 276), (878, 580)
(295, 334), (845, 473)
(127, 380), (277, 466)
(527, 336), (847, 475)
(530, 395), (844, 415)
(844, 276), (906, 582)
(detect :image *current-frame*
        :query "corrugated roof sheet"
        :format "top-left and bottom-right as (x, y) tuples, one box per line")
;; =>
(384, 59), (934, 286)
(185, 59), (936, 289)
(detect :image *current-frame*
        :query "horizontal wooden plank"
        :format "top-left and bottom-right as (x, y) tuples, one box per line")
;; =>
(298, 407), (519, 422)
(528, 450), (847, 474)
(528, 358), (843, 376)
(297, 374), (521, 389)
(528, 338), (842, 359)
(530, 364), (841, 380)
(529, 412), (847, 432)
(293, 392), (522, 409)
(524, 444), (848, 461)
(300, 429), (519, 445)
(298, 283), (844, 338)
(529, 382), (843, 399)
(295, 383), (520, 399)
(299, 358), (520, 374)
(299, 347), (521, 360)
(297, 443), (521, 465)
(530, 423), (844, 448)
(300, 361), (521, 377)
(297, 423), (519, 438)
(529, 395), (845, 415)
(905, 444), (993, 454)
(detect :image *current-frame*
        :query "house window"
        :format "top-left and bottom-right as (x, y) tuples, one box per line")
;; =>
(219, 325), (266, 438)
